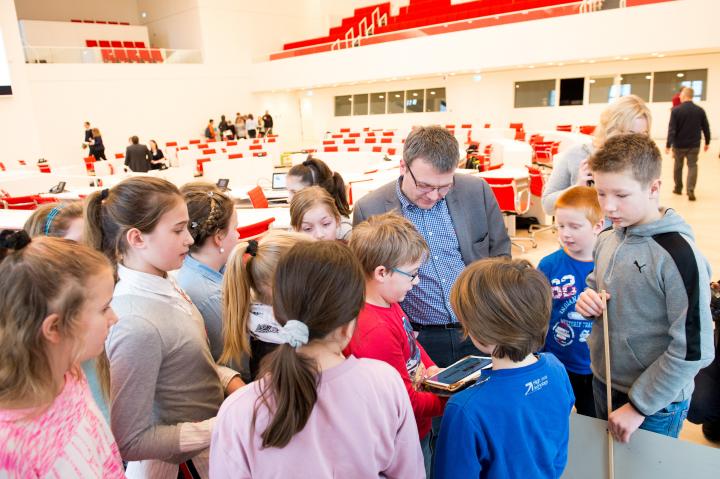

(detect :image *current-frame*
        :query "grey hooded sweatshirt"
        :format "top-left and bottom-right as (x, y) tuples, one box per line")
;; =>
(584, 208), (714, 416)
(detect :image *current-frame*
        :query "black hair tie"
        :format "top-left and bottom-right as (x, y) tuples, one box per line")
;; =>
(100, 188), (110, 200)
(246, 239), (259, 257)
(0, 229), (31, 251)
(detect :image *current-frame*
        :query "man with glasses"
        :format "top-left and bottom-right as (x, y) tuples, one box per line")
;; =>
(353, 125), (511, 367)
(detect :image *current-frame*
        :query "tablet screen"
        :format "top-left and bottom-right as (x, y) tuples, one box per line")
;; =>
(429, 356), (492, 385)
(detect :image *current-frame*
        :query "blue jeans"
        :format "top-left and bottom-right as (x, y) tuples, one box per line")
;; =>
(592, 377), (689, 438)
(420, 434), (432, 479)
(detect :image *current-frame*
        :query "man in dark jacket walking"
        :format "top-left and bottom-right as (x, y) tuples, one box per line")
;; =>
(666, 87), (711, 201)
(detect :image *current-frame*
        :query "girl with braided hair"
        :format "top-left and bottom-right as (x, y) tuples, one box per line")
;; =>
(176, 183), (238, 363)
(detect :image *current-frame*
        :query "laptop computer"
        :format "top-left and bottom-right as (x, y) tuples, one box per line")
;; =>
(271, 172), (287, 190)
(264, 172), (289, 203)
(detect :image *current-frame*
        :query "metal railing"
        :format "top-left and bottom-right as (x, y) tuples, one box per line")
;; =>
(24, 46), (202, 64)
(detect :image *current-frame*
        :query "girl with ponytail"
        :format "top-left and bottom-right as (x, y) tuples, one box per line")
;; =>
(210, 241), (424, 478)
(83, 177), (242, 478)
(220, 230), (309, 380)
(287, 157), (353, 239)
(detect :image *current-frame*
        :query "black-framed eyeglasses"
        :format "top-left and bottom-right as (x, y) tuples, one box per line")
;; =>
(392, 267), (420, 282)
(406, 163), (454, 196)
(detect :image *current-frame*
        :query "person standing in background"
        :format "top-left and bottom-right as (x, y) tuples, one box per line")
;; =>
(671, 87), (685, 109)
(89, 128), (107, 161)
(124, 136), (152, 173)
(262, 110), (274, 135)
(82, 121), (93, 151)
(245, 114), (257, 139)
(234, 113), (246, 139)
(205, 119), (217, 140)
(666, 87), (711, 201)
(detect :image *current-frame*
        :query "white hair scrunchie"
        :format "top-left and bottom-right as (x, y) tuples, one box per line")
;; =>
(282, 320), (309, 349)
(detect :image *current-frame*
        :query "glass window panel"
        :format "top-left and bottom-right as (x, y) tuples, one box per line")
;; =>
(514, 79), (556, 108)
(425, 87), (447, 112)
(559, 78), (584, 106)
(588, 77), (615, 104)
(352, 94), (369, 115)
(618, 72), (651, 102)
(388, 91), (405, 114)
(653, 69), (707, 102)
(405, 89), (424, 113)
(370, 92), (386, 114)
(334, 95), (352, 116)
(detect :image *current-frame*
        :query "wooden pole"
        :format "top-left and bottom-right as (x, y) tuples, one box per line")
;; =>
(602, 290), (614, 479)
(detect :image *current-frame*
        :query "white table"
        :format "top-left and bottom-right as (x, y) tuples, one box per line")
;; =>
(485, 139), (533, 169)
(0, 209), (32, 230)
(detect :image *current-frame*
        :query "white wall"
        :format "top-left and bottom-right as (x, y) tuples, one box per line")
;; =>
(14, 0), (139, 24)
(0, 0), (42, 164)
(136, 0), (202, 50)
(24, 63), (254, 164)
(19, 20), (149, 47)
(266, 52), (719, 147)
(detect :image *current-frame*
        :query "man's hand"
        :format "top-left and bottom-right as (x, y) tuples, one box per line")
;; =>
(576, 289), (610, 317)
(703, 144), (709, 152)
(665, 148), (672, 155)
(608, 403), (645, 443)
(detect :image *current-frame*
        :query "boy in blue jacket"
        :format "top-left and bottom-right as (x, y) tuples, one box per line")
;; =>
(435, 258), (574, 479)
(577, 133), (714, 443)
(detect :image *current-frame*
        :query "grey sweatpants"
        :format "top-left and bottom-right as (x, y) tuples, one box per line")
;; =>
(673, 147), (700, 193)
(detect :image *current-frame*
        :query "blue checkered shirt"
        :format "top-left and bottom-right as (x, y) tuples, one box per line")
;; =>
(396, 180), (465, 325)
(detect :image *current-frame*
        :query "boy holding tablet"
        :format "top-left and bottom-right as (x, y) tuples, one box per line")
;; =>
(577, 134), (715, 442)
(435, 258), (574, 479)
(347, 212), (445, 476)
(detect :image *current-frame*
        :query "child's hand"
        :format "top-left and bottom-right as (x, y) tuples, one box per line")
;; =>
(575, 158), (593, 186)
(425, 366), (441, 379)
(608, 403), (645, 443)
(576, 289), (610, 317)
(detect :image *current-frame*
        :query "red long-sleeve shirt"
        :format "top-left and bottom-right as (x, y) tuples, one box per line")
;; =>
(345, 302), (446, 439)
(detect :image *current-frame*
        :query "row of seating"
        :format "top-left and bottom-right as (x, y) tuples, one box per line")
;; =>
(0, 194), (58, 210)
(71, 19), (131, 25)
(283, 0), (572, 51)
(86, 40), (147, 49)
(99, 48), (164, 64)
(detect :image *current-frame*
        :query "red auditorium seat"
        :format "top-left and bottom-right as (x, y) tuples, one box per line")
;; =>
(122, 41), (135, 48)
(111, 40), (122, 48)
(556, 124), (572, 132)
(99, 40), (111, 48)
(71, 19), (82, 23)
(108, 21), (119, 25)
(324, 146), (339, 152)
(134, 41), (146, 48)
(196, 158), (211, 174)
(189, 139), (201, 145)
(150, 49), (164, 63)
(237, 217), (275, 240)
(228, 153), (243, 159)
(0, 195), (40, 210)
(100, 49), (115, 63)
(115, 153), (124, 159)
(139, 49), (152, 63)
(202, 149), (216, 155)
(248, 144), (262, 151)
(247, 187), (269, 208)
(166, 141), (178, 147)
(348, 147), (360, 152)
(126, 49), (141, 63)
(114, 49), (128, 62)
(86, 40), (98, 47)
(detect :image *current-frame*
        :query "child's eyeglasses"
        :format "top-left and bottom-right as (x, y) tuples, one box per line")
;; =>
(392, 267), (419, 282)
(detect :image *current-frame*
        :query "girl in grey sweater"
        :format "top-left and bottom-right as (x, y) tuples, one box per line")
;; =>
(84, 177), (243, 478)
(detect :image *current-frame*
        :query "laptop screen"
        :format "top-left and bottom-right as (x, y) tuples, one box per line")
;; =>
(272, 172), (287, 190)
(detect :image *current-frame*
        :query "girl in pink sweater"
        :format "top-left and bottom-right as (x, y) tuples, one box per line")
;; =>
(0, 232), (124, 478)
(210, 241), (425, 478)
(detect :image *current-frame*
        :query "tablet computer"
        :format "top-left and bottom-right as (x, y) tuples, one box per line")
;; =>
(423, 355), (492, 393)
(216, 178), (230, 190)
(49, 181), (66, 194)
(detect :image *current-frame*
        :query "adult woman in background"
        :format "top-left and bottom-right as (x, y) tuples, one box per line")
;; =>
(287, 157), (352, 240)
(149, 140), (167, 170)
(235, 113), (246, 139)
(541, 95), (652, 214)
(89, 128), (107, 161)
(245, 114), (257, 139)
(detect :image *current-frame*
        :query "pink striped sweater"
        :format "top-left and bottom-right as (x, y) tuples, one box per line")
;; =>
(0, 372), (124, 478)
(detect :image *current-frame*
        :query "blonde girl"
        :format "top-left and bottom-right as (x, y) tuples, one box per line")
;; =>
(84, 177), (242, 479)
(542, 94), (652, 213)
(289, 185), (343, 241)
(221, 230), (309, 380)
(0, 232), (123, 478)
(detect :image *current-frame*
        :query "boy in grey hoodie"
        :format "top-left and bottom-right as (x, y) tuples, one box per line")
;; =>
(576, 133), (714, 443)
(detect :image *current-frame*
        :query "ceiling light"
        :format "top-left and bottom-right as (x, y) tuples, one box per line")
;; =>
(677, 73), (685, 77)
(395, 94), (400, 98)
(558, 63), (564, 66)
(589, 60), (596, 63)
(528, 65), (535, 69)
(589, 79), (596, 84)
(412, 92), (418, 96)
(430, 91), (436, 95)
(379, 95), (384, 99)
(141, 12), (147, 19)
(472, 74), (483, 82)
(658, 54), (665, 58)
(645, 75), (652, 80)
(622, 57), (630, 60)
